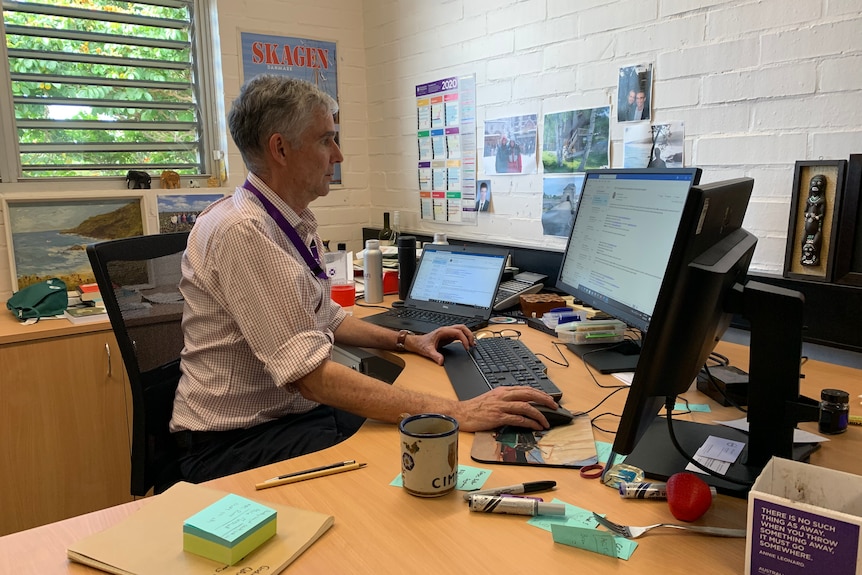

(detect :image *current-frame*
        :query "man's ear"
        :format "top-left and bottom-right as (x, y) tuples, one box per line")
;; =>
(268, 132), (289, 166)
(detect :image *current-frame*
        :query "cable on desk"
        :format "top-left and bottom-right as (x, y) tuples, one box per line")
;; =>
(589, 411), (621, 434)
(672, 396), (692, 415)
(353, 301), (390, 311)
(534, 340), (570, 367)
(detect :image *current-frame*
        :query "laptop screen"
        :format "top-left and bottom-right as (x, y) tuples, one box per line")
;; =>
(409, 245), (507, 309)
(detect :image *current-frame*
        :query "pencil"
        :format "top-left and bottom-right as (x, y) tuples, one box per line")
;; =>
(255, 461), (367, 490)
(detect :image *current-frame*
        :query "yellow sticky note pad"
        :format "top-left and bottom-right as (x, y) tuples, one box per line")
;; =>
(183, 494), (277, 565)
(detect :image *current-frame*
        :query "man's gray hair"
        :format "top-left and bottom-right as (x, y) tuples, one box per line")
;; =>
(228, 75), (338, 173)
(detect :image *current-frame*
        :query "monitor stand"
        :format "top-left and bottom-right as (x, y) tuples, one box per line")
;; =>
(622, 417), (820, 498)
(565, 340), (641, 374)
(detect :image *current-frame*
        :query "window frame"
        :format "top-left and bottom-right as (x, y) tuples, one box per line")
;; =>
(0, 0), (222, 186)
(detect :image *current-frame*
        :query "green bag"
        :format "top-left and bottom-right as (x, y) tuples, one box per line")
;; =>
(6, 278), (69, 321)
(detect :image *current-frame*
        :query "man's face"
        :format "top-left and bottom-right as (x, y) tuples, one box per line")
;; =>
(627, 91), (635, 105)
(636, 92), (646, 109)
(284, 108), (343, 206)
(480, 186), (487, 200)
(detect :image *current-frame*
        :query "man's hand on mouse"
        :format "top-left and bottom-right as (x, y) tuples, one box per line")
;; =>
(453, 387), (557, 432)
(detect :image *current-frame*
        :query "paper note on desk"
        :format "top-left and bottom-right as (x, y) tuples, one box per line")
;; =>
(528, 500), (637, 560)
(551, 525), (618, 558)
(390, 465), (491, 491)
(717, 417), (829, 444)
(67, 482), (333, 575)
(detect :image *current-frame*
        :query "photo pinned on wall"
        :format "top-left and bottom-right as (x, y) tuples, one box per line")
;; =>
(541, 173), (585, 238)
(2, 196), (145, 291)
(157, 194), (224, 234)
(617, 63), (653, 123)
(649, 122), (685, 168)
(483, 114), (538, 175)
(783, 160), (847, 283)
(623, 121), (686, 168)
(475, 180), (492, 212)
(541, 107), (610, 174)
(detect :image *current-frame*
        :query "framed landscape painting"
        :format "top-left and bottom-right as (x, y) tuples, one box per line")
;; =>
(3, 196), (145, 291)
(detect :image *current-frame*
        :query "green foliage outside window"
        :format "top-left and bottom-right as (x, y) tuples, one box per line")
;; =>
(3, 0), (203, 178)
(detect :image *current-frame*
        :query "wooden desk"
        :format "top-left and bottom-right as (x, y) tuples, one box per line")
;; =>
(2, 303), (861, 574)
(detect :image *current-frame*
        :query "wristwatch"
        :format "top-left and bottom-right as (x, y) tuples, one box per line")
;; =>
(395, 329), (413, 352)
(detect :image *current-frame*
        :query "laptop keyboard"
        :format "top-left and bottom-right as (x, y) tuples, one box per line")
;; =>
(393, 308), (484, 330)
(443, 337), (563, 401)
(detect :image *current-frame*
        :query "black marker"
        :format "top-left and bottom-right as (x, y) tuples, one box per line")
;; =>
(462, 480), (556, 501)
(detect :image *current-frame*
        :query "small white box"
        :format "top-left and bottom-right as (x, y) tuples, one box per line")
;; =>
(745, 457), (862, 574)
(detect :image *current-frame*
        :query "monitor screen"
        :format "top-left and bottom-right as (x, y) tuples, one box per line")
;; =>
(555, 168), (702, 373)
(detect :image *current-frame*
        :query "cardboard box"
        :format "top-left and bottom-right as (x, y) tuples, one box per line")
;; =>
(519, 293), (566, 318)
(746, 457), (862, 574)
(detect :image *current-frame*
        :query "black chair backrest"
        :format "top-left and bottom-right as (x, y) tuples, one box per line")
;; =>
(86, 232), (189, 496)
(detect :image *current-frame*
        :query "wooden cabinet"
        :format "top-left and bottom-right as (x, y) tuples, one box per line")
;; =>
(0, 318), (134, 535)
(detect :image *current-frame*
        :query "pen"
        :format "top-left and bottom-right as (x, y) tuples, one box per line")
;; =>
(462, 480), (556, 501)
(255, 460), (366, 490)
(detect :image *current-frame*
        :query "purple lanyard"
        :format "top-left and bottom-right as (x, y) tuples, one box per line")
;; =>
(242, 180), (328, 280)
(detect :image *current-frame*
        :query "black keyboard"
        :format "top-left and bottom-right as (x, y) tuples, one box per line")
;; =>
(441, 337), (563, 401)
(391, 308), (484, 330)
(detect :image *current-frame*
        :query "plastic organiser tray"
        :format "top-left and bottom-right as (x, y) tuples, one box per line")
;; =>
(554, 318), (626, 345)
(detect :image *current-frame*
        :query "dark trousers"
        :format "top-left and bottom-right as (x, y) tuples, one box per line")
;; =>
(174, 405), (365, 483)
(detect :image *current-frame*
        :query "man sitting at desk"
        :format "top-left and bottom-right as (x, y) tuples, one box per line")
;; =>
(170, 75), (558, 483)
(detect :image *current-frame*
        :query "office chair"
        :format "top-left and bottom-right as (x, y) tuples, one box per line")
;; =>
(86, 232), (189, 497)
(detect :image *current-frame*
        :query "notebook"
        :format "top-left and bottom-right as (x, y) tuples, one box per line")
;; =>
(67, 481), (333, 575)
(362, 243), (508, 334)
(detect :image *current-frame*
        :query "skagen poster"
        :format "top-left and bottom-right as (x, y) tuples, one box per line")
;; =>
(240, 32), (341, 184)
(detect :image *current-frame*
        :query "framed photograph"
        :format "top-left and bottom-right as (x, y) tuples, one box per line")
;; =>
(783, 160), (847, 282)
(157, 193), (223, 233)
(832, 154), (862, 286)
(2, 195), (146, 291)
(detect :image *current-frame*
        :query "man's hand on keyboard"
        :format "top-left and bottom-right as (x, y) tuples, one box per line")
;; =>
(410, 324), (475, 365)
(453, 387), (558, 433)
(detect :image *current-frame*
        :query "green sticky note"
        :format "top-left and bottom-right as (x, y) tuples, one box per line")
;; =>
(183, 494), (277, 565)
(528, 500), (637, 560)
(183, 494), (276, 546)
(551, 524), (618, 558)
(674, 402), (711, 412)
(595, 441), (627, 465)
(389, 465), (491, 491)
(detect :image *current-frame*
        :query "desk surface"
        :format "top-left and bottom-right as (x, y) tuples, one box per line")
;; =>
(2, 298), (861, 574)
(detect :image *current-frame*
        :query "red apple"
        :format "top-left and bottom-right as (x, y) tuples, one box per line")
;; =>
(666, 472), (713, 522)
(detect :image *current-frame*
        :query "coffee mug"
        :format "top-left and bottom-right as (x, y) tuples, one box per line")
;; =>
(399, 414), (459, 497)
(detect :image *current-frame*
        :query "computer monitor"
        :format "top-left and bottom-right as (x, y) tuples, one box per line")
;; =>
(555, 167), (702, 373)
(612, 177), (820, 497)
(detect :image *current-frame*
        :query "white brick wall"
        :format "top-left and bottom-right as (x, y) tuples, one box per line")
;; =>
(361, 0), (862, 274)
(3, 0), (861, 300)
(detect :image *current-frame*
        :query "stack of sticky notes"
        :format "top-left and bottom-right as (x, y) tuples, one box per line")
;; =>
(183, 493), (277, 565)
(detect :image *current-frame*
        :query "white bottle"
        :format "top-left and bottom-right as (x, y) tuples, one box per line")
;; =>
(392, 211), (401, 244)
(364, 239), (383, 303)
(432, 232), (449, 245)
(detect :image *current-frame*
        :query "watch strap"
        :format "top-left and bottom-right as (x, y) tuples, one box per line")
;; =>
(396, 329), (413, 352)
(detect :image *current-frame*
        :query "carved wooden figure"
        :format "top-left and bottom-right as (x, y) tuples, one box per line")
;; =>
(160, 170), (181, 189)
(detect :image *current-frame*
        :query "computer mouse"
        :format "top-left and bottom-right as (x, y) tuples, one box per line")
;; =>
(530, 403), (577, 428)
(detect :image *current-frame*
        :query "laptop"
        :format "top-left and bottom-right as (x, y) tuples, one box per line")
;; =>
(362, 243), (509, 334)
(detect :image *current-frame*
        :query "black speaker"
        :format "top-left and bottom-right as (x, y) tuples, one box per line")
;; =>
(396, 235), (417, 302)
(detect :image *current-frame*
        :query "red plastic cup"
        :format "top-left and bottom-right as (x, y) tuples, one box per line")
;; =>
(331, 282), (356, 314)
